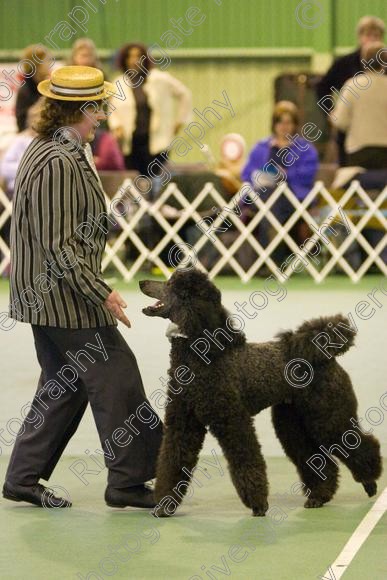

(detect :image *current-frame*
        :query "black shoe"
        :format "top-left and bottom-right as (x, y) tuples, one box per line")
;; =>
(105, 484), (156, 509)
(2, 481), (72, 508)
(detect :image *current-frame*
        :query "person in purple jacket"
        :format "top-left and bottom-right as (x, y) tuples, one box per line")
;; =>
(241, 101), (319, 263)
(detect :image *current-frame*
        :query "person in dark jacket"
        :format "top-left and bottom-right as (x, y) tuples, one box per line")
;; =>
(3, 66), (162, 509)
(316, 15), (385, 166)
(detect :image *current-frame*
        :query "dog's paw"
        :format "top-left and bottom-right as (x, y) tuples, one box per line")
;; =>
(252, 501), (268, 517)
(152, 506), (174, 518)
(362, 481), (377, 497)
(304, 497), (324, 508)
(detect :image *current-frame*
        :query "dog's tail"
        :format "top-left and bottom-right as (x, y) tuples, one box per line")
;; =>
(277, 314), (357, 366)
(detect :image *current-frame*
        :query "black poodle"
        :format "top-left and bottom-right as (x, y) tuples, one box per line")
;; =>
(140, 269), (382, 517)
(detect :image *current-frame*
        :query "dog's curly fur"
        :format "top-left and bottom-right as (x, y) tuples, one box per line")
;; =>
(140, 269), (382, 517)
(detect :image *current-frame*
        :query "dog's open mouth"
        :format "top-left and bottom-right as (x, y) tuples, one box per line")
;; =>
(139, 279), (170, 318)
(142, 299), (169, 317)
(145, 299), (164, 311)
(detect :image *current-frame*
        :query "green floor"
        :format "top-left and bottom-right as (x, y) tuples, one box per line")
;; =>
(0, 273), (385, 294)
(1, 456), (386, 580)
(1, 275), (386, 579)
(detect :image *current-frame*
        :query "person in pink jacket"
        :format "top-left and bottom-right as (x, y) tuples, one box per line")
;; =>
(90, 128), (125, 171)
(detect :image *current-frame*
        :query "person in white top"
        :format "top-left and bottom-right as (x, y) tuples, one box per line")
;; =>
(108, 42), (192, 176)
(332, 42), (387, 169)
(1, 99), (43, 196)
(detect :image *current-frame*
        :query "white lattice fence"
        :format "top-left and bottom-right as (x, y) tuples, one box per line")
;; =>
(0, 186), (12, 277)
(0, 181), (386, 282)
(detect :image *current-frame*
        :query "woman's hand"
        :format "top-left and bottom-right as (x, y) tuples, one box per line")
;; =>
(104, 290), (131, 328)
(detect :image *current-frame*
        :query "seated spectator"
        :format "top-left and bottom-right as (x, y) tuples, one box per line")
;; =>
(241, 101), (319, 263)
(90, 127), (125, 171)
(332, 43), (387, 170)
(331, 165), (387, 269)
(15, 44), (52, 132)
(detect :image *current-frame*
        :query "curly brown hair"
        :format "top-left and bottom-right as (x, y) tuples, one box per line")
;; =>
(34, 98), (85, 137)
(117, 42), (153, 73)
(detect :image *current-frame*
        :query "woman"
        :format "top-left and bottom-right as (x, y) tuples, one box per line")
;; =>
(15, 44), (52, 132)
(69, 37), (102, 70)
(242, 101), (319, 201)
(1, 99), (42, 195)
(108, 42), (192, 176)
(3, 66), (162, 509)
(69, 39), (123, 170)
(241, 101), (319, 263)
(1, 99), (43, 274)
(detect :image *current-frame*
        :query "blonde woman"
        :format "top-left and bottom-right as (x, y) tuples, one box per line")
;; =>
(70, 37), (102, 69)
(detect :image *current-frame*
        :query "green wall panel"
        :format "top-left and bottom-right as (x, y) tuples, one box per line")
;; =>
(335, 0), (387, 48)
(1, 0), (385, 52)
(166, 57), (311, 163)
(1, 0), (384, 161)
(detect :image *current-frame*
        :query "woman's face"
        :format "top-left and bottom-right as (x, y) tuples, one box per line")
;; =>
(126, 47), (144, 71)
(274, 113), (296, 139)
(73, 48), (96, 67)
(76, 103), (107, 143)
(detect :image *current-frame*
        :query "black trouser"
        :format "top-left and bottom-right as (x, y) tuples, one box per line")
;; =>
(5, 325), (163, 489)
(254, 187), (294, 265)
(347, 147), (387, 171)
(124, 134), (167, 179)
(124, 134), (169, 258)
(337, 130), (348, 167)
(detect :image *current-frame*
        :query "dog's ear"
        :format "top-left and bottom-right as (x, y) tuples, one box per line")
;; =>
(168, 269), (226, 338)
(177, 297), (224, 338)
(170, 269), (221, 303)
(177, 302), (206, 337)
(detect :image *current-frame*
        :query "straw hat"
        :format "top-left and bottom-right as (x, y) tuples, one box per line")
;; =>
(38, 65), (115, 101)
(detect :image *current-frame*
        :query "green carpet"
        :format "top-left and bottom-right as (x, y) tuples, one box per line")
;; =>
(1, 456), (386, 580)
(0, 274), (385, 294)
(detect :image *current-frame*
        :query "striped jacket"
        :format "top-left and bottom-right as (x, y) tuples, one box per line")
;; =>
(8, 136), (117, 329)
